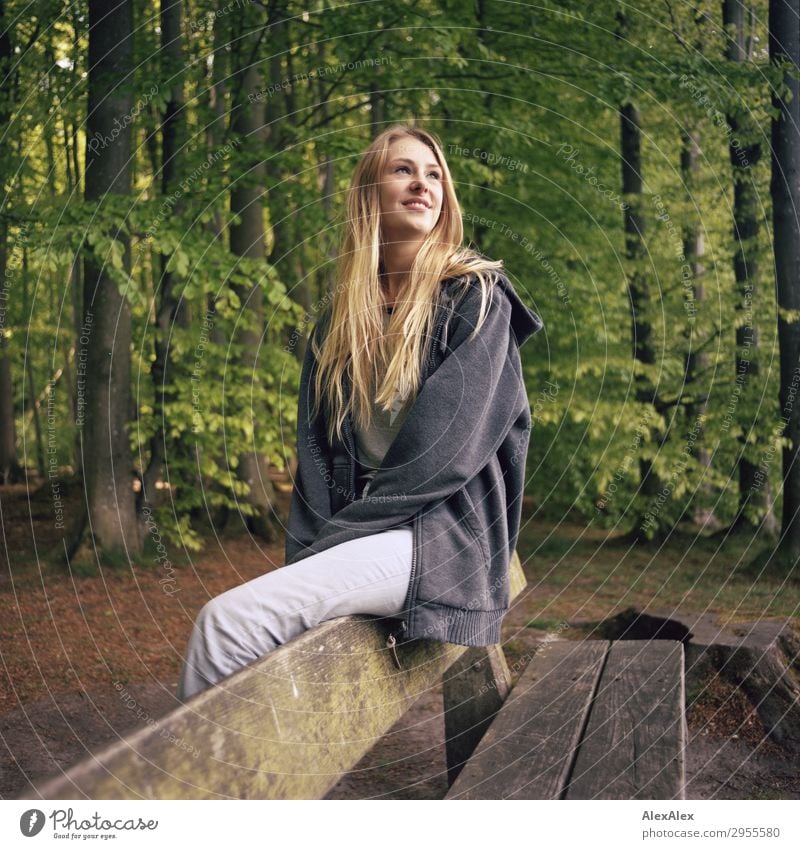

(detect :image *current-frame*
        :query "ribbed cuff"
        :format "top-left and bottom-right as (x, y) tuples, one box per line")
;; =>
(406, 602), (507, 647)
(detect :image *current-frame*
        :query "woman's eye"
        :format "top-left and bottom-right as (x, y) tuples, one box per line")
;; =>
(394, 165), (441, 179)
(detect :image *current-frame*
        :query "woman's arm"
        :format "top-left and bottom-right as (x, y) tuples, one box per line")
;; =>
(289, 283), (530, 561)
(285, 319), (335, 565)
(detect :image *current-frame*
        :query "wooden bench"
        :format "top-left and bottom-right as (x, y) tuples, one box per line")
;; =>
(22, 554), (686, 800)
(445, 639), (686, 799)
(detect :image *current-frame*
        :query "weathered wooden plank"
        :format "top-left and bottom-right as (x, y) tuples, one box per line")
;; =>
(564, 640), (685, 800)
(440, 550), (529, 784)
(507, 550), (526, 602)
(23, 553), (527, 800)
(443, 644), (512, 785)
(445, 640), (608, 799)
(24, 617), (464, 800)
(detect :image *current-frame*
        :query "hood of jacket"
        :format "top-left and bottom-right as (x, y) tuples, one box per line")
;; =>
(439, 271), (543, 350)
(492, 272), (543, 347)
(315, 270), (542, 349)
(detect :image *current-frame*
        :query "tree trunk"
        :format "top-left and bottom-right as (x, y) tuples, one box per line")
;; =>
(61, 107), (84, 468)
(264, 6), (294, 298)
(229, 2), (279, 540)
(0, 222), (22, 484)
(263, 3), (309, 364)
(80, 0), (140, 555)
(681, 127), (716, 529)
(186, 7), (234, 533)
(770, 0), (800, 563)
(314, 37), (337, 314)
(724, 0), (775, 532)
(141, 0), (189, 509)
(0, 0), (22, 484)
(25, 351), (45, 477)
(61, 13), (84, 472)
(615, 13), (666, 541)
(619, 101), (665, 539)
(369, 83), (384, 138)
(0, 329), (21, 484)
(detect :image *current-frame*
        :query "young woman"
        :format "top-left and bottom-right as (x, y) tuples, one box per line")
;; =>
(177, 125), (542, 701)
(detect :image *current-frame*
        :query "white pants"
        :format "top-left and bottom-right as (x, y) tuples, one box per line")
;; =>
(176, 527), (413, 701)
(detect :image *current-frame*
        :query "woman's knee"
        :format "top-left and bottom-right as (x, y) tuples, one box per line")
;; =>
(194, 585), (280, 650)
(194, 591), (238, 638)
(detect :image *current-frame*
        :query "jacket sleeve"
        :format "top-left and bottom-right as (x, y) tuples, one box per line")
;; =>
(289, 281), (529, 560)
(284, 320), (335, 565)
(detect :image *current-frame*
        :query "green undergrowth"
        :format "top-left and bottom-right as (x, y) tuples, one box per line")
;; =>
(517, 520), (799, 628)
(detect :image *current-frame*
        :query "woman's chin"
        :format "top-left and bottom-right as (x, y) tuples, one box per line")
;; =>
(383, 222), (436, 241)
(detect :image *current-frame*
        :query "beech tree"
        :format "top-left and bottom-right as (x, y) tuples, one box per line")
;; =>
(0, 0), (22, 484)
(227, 1), (280, 540)
(80, 0), (140, 555)
(770, 0), (800, 563)
(140, 0), (189, 510)
(723, 0), (775, 532)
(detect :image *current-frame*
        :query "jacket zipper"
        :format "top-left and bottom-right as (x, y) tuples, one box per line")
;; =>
(342, 410), (355, 502)
(385, 296), (451, 670)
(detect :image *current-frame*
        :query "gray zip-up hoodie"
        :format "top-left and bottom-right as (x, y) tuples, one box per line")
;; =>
(285, 271), (543, 656)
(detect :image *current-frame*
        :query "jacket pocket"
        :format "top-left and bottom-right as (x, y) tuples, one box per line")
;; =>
(456, 486), (490, 568)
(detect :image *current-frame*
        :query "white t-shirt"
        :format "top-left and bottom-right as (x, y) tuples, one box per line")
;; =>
(354, 307), (415, 497)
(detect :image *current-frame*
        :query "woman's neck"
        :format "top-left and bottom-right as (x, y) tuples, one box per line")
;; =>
(380, 285), (399, 309)
(380, 240), (423, 305)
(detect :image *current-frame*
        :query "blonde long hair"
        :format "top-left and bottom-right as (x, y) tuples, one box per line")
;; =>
(313, 124), (505, 446)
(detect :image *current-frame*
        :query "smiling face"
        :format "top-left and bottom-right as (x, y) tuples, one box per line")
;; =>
(378, 136), (445, 242)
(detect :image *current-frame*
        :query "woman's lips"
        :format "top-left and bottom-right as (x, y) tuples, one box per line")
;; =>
(402, 200), (430, 211)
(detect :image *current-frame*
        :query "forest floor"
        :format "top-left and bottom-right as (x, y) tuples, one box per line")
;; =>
(1, 475), (798, 800)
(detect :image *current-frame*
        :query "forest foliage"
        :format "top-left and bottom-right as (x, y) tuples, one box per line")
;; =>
(1, 0), (797, 560)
